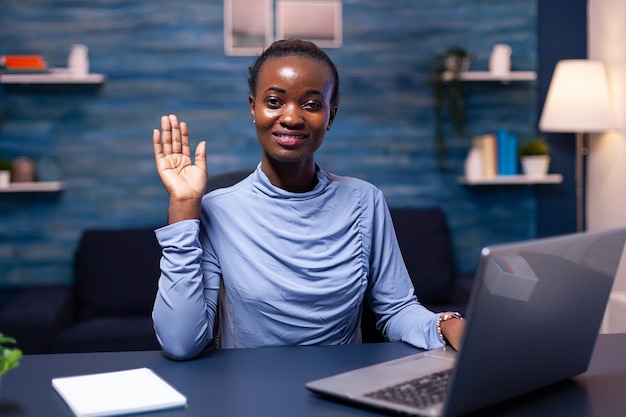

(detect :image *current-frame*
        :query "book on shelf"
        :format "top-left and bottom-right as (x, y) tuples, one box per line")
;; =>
(471, 133), (497, 178)
(466, 130), (519, 180)
(1, 55), (48, 72)
(496, 129), (518, 176)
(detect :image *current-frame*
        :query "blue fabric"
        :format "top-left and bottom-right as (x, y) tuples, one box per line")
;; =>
(153, 164), (444, 359)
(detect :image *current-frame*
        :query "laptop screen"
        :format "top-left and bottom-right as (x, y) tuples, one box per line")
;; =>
(444, 227), (626, 416)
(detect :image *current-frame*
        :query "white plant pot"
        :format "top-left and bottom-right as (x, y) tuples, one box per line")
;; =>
(521, 155), (550, 179)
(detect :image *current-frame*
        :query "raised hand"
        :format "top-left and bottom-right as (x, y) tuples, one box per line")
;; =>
(153, 114), (207, 223)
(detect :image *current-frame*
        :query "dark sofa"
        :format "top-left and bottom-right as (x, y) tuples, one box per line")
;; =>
(0, 228), (162, 354)
(0, 207), (472, 353)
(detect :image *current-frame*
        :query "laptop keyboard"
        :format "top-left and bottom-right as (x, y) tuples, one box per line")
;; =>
(364, 369), (452, 409)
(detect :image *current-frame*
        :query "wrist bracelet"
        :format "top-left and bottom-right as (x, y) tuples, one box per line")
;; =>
(436, 312), (463, 345)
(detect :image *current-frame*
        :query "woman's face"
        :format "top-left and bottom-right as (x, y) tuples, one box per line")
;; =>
(249, 55), (336, 168)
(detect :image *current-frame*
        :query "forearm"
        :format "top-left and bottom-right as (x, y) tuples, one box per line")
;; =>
(152, 221), (218, 360)
(383, 302), (443, 349)
(153, 283), (213, 360)
(368, 195), (444, 350)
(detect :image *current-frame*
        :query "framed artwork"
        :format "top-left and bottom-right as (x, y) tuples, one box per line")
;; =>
(276, 0), (342, 48)
(224, 0), (273, 56)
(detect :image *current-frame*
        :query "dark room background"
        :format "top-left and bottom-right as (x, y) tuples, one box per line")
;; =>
(0, 0), (580, 288)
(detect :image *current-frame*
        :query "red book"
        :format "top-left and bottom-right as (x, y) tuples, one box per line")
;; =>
(1, 55), (48, 70)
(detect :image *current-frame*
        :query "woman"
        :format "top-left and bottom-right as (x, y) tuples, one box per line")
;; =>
(152, 39), (464, 360)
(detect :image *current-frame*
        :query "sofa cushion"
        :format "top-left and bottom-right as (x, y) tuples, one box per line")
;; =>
(53, 317), (160, 353)
(74, 228), (162, 320)
(390, 208), (456, 304)
(0, 285), (73, 354)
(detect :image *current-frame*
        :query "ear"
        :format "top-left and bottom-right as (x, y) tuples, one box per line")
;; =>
(248, 95), (256, 121)
(327, 104), (338, 130)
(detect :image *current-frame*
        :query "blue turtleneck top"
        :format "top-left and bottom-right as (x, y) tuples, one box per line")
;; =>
(153, 164), (444, 359)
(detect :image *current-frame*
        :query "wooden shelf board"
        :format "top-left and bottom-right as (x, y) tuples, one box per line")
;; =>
(442, 71), (537, 82)
(0, 181), (64, 193)
(458, 174), (563, 185)
(0, 72), (105, 85)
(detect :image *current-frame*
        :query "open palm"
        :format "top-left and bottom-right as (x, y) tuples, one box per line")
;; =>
(153, 114), (207, 206)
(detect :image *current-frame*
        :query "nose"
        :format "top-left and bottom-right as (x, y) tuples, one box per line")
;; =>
(279, 103), (304, 128)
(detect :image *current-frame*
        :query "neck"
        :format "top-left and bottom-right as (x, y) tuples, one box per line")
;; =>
(261, 158), (318, 193)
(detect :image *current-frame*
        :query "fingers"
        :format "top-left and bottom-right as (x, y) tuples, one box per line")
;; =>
(152, 127), (163, 161)
(154, 114), (204, 170)
(168, 114), (183, 155)
(159, 114), (192, 158)
(179, 121), (190, 157)
(160, 115), (173, 156)
(152, 114), (190, 155)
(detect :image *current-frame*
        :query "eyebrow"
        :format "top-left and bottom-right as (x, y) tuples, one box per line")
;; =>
(265, 86), (324, 97)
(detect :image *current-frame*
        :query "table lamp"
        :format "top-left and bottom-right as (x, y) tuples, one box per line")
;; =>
(539, 59), (615, 232)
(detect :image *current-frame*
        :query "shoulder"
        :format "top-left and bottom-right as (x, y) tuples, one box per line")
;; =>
(321, 169), (385, 203)
(322, 169), (380, 192)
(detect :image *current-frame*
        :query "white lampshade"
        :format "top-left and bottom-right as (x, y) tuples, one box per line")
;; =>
(539, 60), (615, 132)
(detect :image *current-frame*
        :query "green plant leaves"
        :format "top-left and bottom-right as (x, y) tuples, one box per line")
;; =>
(0, 332), (23, 375)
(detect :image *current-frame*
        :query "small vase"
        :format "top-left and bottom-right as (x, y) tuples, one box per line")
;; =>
(11, 157), (36, 182)
(0, 170), (9, 188)
(464, 147), (483, 181)
(521, 155), (550, 178)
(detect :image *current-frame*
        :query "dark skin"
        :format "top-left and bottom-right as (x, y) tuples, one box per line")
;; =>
(152, 54), (464, 350)
(440, 318), (464, 349)
(249, 56), (337, 192)
(152, 56), (336, 219)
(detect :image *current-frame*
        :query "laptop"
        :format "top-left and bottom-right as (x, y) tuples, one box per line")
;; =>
(306, 227), (626, 417)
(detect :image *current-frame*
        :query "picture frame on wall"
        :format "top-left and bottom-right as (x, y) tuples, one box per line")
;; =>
(276, 0), (342, 48)
(224, 0), (273, 56)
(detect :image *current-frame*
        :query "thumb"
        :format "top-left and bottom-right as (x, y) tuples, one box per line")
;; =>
(195, 141), (207, 172)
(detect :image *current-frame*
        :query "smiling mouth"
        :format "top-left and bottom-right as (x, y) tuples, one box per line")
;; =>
(274, 133), (306, 147)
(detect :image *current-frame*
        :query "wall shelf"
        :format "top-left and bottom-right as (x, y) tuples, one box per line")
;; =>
(458, 174), (562, 185)
(0, 181), (64, 193)
(0, 70), (105, 85)
(442, 71), (537, 83)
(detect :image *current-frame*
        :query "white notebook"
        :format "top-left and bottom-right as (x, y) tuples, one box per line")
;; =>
(52, 367), (187, 417)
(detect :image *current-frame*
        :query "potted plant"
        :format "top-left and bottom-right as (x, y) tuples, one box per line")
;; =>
(430, 46), (473, 170)
(0, 333), (22, 391)
(518, 136), (551, 178)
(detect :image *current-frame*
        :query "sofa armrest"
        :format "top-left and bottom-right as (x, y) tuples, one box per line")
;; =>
(0, 285), (75, 354)
(390, 208), (457, 304)
(421, 273), (475, 316)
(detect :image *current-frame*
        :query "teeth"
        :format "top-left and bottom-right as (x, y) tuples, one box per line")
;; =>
(277, 135), (305, 140)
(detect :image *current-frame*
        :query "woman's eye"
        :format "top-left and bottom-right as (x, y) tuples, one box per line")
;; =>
(303, 101), (322, 111)
(266, 97), (281, 108)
